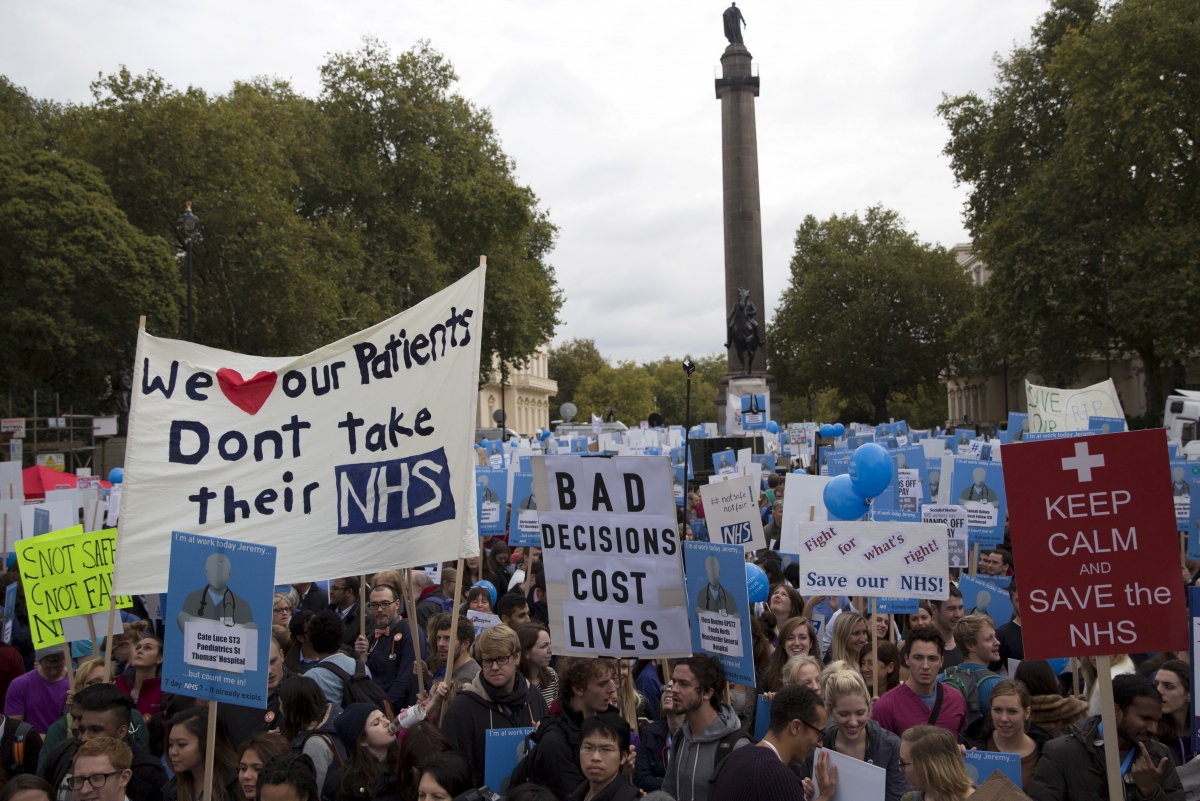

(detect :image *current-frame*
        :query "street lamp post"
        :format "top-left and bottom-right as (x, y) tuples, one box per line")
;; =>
(178, 202), (199, 341)
(1099, 255), (1110, 379)
(682, 357), (695, 503)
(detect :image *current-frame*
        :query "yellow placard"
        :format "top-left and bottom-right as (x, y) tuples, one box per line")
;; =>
(16, 526), (132, 649)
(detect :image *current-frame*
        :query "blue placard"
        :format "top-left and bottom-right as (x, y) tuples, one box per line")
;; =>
(891, 445), (930, 511)
(671, 447), (695, 479)
(877, 597), (918, 614)
(484, 726), (535, 789)
(963, 749), (1023, 788)
(872, 508), (920, 524)
(673, 466), (687, 507)
(508, 473), (541, 547)
(2, 582), (16, 644)
(740, 395), (767, 431)
(162, 532), (275, 707)
(476, 467), (509, 537)
(1004, 412), (1029, 445)
(1088, 416), (1126, 434)
(712, 449), (737, 475)
(519, 455), (532, 473)
(1023, 429), (1096, 442)
(949, 459), (1006, 546)
(827, 450), (853, 477)
(754, 695), (771, 741)
(683, 542), (755, 687)
(846, 434), (874, 450)
(958, 575), (1014, 627)
(570, 437), (589, 454)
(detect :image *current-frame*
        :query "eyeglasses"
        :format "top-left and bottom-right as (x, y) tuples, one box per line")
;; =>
(70, 772), (119, 790)
(368, 601), (396, 611)
(580, 743), (618, 755)
(273, 606), (291, 614)
(482, 653), (516, 668)
(799, 717), (825, 738)
(898, 759), (913, 770)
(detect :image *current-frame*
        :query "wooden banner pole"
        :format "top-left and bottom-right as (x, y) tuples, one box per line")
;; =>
(444, 557), (465, 710)
(86, 617), (98, 661)
(405, 569), (426, 694)
(870, 597), (878, 699)
(359, 574), (368, 642)
(61, 642), (74, 683)
(970, 544), (979, 577)
(102, 596), (117, 681)
(202, 700), (218, 801)
(1095, 656), (1123, 801)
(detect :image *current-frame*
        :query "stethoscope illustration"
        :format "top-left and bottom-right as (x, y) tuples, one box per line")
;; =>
(195, 585), (236, 626)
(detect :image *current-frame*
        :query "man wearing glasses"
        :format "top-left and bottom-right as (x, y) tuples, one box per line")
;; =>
(71, 736), (132, 801)
(441, 625), (547, 787)
(353, 584), (427, 713)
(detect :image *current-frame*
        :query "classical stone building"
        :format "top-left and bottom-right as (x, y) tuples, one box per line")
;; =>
(944, 243), (1198, 426)
(477, 345), (557, 436)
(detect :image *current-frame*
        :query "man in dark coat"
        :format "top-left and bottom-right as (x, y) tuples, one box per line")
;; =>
(1030, 674), (1183, 801)
(526, 659), (619, 798)
(353, 584), (427, 711)
(440, 625), (546, 787)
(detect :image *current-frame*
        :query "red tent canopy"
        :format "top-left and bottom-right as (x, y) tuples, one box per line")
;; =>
(22, 466), (112, 500)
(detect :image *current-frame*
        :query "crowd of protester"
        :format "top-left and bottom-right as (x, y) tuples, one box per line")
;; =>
(0, 499), (1191, 801)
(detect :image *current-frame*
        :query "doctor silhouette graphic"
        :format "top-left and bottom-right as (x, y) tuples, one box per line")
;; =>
(177, 553), (257, 633)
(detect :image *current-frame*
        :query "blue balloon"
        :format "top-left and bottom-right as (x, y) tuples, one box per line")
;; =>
(824, 474), (870, 520)
(541, 430), (552, 441)
(766, 421), (780, 435)
(745, 563), (769, 603)
(833, 423), (845, 438)
(471, 580), (498, 606)
(848, 442), (893, 498)
(107, 467), (124, 485)
(819, 423), (836, 438)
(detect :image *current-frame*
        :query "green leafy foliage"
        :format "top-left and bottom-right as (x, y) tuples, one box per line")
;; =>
(768, 206), (974, 425)
(939, 0), (1200, 419)
(0, 151), (182, 414)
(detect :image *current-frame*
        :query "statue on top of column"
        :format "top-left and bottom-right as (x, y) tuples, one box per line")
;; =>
(723, 3), (746, 45)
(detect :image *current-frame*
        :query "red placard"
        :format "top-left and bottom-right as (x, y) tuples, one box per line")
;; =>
(1003, 428), (1186, 659)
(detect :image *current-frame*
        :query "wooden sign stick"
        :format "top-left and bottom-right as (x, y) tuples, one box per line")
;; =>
(359, 574), (368, 643)
(405, 569), (425, 694)
(870, 597), (879, 699)
(444, 557), (465, 709)
(202, 700), (218, 801)
(1095, 656), (1123, 801)
(970, 543), (979, 577)
(86, 616), (98, 661)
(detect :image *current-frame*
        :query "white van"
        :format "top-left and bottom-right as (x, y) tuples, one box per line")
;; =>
(1164, 389), (1200, 459)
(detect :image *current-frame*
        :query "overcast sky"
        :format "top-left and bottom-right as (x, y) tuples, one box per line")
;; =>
(2, 1), (1046, 362)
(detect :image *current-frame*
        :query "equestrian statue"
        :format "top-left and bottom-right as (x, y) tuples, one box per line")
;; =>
(725, 288), (763, 376)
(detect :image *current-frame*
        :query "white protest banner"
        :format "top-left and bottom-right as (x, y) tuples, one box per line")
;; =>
(1025, 378), (1124, 433)
(113, 267), (485, 594)
(921, 504), (969, 569)
(532, 455), (690, 658)
(794, 522), (949, 600)
(699, 477), (766, 553)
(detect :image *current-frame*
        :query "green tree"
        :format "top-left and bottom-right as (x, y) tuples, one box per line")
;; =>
(643, 355), (721, 426)
(938, 0), (1200, 420)
(768, 206), (974, 424)
(0, 151), (182, 414)
(313, 38), (563, 373)
(572, 362), (657, 424)
(547, 338), (607, 416)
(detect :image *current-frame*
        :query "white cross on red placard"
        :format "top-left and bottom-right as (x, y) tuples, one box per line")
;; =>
(1061, 441), (1105, 482)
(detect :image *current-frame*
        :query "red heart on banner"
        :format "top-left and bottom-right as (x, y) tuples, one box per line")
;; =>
(216, 368), (277, 415)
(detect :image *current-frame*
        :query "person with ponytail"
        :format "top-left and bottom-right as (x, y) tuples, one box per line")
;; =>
(114, 638), (164, 718)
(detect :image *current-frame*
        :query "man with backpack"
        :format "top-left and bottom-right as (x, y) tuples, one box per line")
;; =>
(939, 614), (1002, 727)
(305, 612), (370, 715)
(521, 658), (619, 798)
(662, 655), (751, 801)
(0, 702), (41, 777)
(872, 628), (967, 737)
(416, 569), (457, 632)
(353, 584), (427, 713)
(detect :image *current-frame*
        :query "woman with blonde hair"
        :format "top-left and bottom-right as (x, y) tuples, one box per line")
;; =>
(272, 594), (294, 628)
(800, 669), (908, 801)
(898, 725), (974, 801)
(1081, 653), (1135, 715)
(782, 655), (823, 693)
(612, 658), (647, 731)
(762, 617), (820, 691)
(825, 612), (869, 667)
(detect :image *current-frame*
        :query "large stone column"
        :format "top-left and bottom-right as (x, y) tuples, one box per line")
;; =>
(715, 43), (777, 429)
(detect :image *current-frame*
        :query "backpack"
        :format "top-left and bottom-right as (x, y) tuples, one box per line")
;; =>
(5, 720), (33, 775)
(293, 730), (345, 801)
(313, 660), (395, 720)
(504, 714), (574, 791)
(940, 664), (1000, 723)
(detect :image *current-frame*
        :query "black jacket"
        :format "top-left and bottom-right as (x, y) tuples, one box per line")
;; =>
(526, 691), (587, 799)
(297, 585), (330, 615)
(364, 617), (427, 711)
(567, 778), (640, 801)
(798, 719), (908, 801)
(43, 736), (167, 801)
(1030, 715), (1184, 801)
(219, 682), (286, 749)
(1, 716), (41, 776)
(333, 604), (362, 652)
(634, 717), (671, 792)
(441, 671), (547, 787)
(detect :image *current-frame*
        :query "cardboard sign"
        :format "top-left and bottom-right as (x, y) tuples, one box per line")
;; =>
(740, 395), (767, 431)
(1025, 379), (1124, 433)
(507, 472), (541, 547)
(0, 419), (25, 437)
(15, 526), (133, 649)
(1088, 416), (1126, 434)
(963, 750), (1023, 789)
(532, 455), (690, 658)
(812, 747), (887, 801)
(711, 449), (737, 476)
(960, 574), (1015, 627)
(791, 522), (950, 600)
(484, 726), (535, 790)
(1004, 429), (1188, 657)
(950, 459), (1007, 546)
(683, 542), (755, 686)
(467, 609), (502, 638)
(476, 466), (508, 537)
(698, 476), (765, 553)
(162, 531), (275, 707)
(114, 268), (484, 595)
(922, 505), (969, 569)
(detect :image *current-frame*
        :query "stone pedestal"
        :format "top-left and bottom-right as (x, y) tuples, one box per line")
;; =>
(716, 373), (781, 433)
(716, 44), (766, 376)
